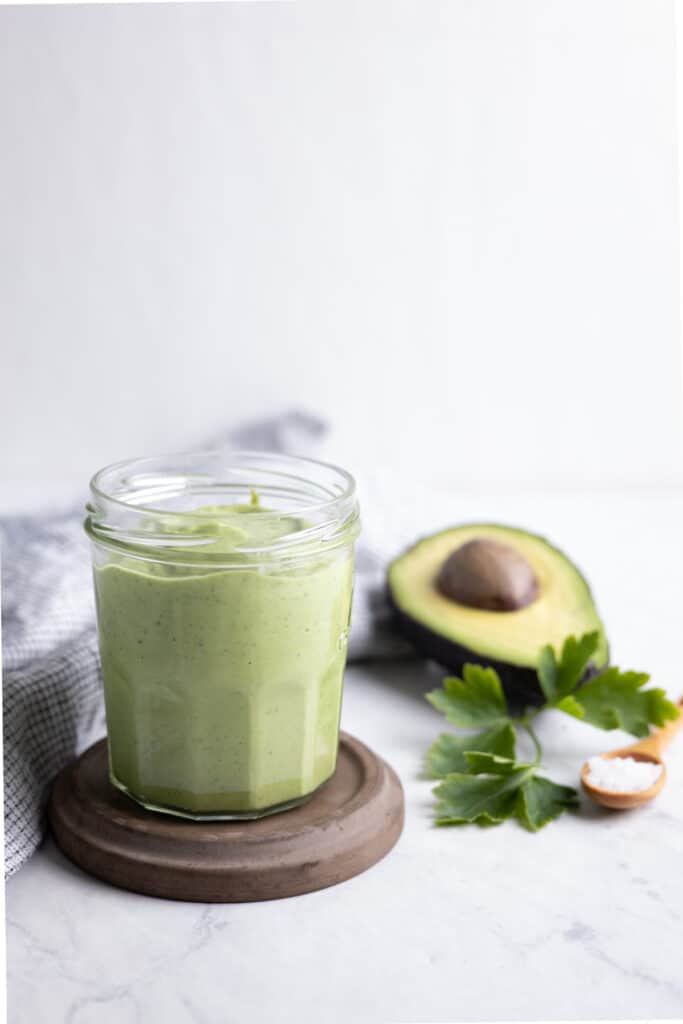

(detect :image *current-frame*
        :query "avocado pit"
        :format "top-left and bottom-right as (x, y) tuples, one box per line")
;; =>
(436, 538), (539, 612)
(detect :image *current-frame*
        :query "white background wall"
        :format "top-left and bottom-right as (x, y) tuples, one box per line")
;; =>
(1, 0), (681, 510)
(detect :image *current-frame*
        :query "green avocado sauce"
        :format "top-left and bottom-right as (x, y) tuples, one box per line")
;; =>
(93, 501), (354, 816)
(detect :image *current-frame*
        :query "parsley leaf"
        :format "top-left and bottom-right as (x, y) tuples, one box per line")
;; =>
(552, 693), (583, 717)
(425, 664), (508, 729)
(537, 631), (600, 701)
(557, 667), (678, 737)
(515, 776), (579, 831)
(424, 630), (680, 833)
(425, 723), (516, 778)
(433, 767), (532, 825)
(462, 751), (533, 775)
(434, 760), (575, 830)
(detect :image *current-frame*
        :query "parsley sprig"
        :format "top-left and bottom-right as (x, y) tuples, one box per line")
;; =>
(425, 632), (679, 831)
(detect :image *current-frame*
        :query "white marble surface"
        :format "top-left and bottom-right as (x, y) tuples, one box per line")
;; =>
(6, 490), (683, 1023)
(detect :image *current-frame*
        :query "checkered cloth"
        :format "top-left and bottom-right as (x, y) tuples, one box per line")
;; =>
(2, 413), (407, 877)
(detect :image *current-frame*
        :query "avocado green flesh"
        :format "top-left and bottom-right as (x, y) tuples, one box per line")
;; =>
(388, 524), (608, 670)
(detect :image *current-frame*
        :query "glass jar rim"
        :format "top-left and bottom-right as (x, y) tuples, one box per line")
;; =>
(90, 449), (357, 517)
(85, 449), (360, 567)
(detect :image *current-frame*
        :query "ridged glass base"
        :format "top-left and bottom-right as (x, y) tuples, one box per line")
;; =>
(109, 771), (331, 821)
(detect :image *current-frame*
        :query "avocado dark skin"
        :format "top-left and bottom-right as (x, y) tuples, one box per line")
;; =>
(387, 588), (547, 707)
(386, 588), (601, 709)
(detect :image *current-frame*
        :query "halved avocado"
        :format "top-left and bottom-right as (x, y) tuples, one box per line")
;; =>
(387, 523), (609, 704)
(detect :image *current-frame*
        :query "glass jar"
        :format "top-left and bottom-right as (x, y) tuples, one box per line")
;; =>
(85, 451), (359, 820)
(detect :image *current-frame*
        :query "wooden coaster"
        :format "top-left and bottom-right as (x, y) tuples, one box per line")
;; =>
(49, 732), (404, 903)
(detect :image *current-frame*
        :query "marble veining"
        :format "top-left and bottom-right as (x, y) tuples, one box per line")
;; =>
(7, 493), (683, 1023)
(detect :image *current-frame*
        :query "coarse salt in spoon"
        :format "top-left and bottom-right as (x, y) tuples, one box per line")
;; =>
(581, 697), (683, 810)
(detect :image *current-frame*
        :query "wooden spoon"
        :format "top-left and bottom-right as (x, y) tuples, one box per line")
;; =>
(581, 698), (683, 809)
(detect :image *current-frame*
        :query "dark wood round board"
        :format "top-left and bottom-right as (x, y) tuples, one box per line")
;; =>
(48, 732), (404, 903)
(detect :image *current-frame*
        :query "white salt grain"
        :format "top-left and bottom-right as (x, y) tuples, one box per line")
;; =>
(585, 755), (662, 793)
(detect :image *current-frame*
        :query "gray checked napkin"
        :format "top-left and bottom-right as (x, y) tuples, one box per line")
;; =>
(2, 412), (408, 878)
